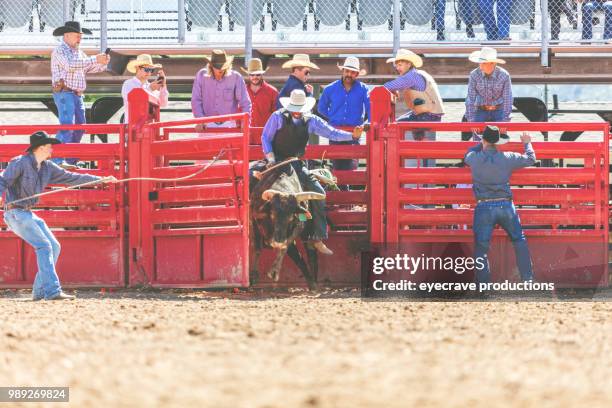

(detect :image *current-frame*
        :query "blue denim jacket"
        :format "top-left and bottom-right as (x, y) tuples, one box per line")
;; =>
(464, 143), (536, 200)
(0, 154), (100, 208)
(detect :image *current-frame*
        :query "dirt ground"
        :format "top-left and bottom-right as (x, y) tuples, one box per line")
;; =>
(1, 289), (612, 408)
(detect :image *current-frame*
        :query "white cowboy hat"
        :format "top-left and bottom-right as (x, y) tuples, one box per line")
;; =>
(240, 58), (268, 75)
(127, 54), (162, 73)
(386, 49), (423, 68)
(469, 47), (506, 64)
(337, 56), (366, 76)
(281, 54), (320, 70)
(279, 89), (316, 113)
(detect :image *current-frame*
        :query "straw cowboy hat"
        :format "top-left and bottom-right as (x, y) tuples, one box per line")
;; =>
(240, 58), (268, 75)
(469, 47), (506, 64)
(204, 49), (234, 71)
(126, 54), (163, 73)
(386, 49), (423, 68)
(281, 54), (320, 70)
(337, 56), (366, 76)
(279, 89), (316, 113)
(26, 131), (61, 152)
(52, 21), (92, 36)
(481, 125), (509, 145)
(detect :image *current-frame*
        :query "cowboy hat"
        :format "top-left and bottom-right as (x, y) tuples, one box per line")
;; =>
(279, 89), (316, 113)
(337, 56), (366, 76)
(240, 58), (268, 75)
(126, 54), (163, 73)
(26, 131), (61, 152)
(481, 125), (509, 145)
(53, 21), (92, 36)
(204, 49), (233, 71)
(386, 49), (423, 68)
(469, 47), (506, 64)
(281, 54), (320, 70)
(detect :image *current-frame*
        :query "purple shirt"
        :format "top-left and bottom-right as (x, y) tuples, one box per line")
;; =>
(191, 68), (251, 120)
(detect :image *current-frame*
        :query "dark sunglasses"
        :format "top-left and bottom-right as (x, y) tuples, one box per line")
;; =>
(303, 70), (311, 75)
(249, 74), (263, 77)
(142, 67), (157, 73)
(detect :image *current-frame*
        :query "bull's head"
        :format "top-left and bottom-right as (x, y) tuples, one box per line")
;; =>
(261, 189), (325, 250)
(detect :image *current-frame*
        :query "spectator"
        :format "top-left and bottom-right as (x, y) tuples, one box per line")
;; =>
(242, 58), (279, 128)
(580, 0), (612, 41)
(277, 54), (319, 109)
(478, 0), (513, 41)
(465, 47), (513, 123)
(191, 49), (251, 131)
(549, 0), (577, 41)
(317, 56), (370, 183)
(51, 21), (109, 169)
(121, 54), (169, 123)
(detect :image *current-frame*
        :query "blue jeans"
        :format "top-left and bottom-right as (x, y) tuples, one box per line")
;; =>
(582, 1), (612, 40)
(397, 111), (440, 170)
(434, 0), (446, 37)
(53, 91), (86, 165)
(3, 209), (62, 299)
(478, 0), (513, 40)
(473, 108), (506, 122)
(473, 201), (534, 284)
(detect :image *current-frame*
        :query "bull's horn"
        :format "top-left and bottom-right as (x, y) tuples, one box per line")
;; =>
(295, 192), (326, 201)
(261, 189), (286, 201)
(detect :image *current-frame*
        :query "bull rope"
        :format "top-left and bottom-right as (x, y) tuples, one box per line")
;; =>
(257, 156), (300, 177)
(3, 148), (227, 209)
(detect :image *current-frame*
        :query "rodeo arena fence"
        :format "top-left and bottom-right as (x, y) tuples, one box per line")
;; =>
(0, 87), (609, 289)
(0, 0), (609, 58)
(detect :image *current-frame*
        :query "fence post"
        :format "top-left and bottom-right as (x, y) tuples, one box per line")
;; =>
(245, 0), (253, 62)
(62, 0), (71, 21)
(100, 0), (108, 52)
(540, 0), (550, 67)
(392, 0), (400, 54)
(178, 0), (186, 43)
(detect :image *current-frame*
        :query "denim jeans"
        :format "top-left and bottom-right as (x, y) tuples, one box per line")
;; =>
(3, 209), (62, 299)
(473, 200), (534, 284)
(434, 0), (446, 38)
(397, 111), (440, 179)
(581, 1), (612, 40)
(473, 108), (506, 122)
(478, 0), (513, 40)
(52, 91), (86, 165)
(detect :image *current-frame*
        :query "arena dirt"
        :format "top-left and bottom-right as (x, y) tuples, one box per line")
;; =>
(2, 288), (612, 408)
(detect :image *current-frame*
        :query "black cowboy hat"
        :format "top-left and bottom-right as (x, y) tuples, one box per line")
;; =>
(53, 21), (92, 36)
(26, 131), (61, 152)
(482, 125), (509, 145)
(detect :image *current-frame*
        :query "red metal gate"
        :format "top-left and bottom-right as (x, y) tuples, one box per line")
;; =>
(371, 87), (610, 287)
(0, 124), (126, 288)
(127, 89), (250, 287)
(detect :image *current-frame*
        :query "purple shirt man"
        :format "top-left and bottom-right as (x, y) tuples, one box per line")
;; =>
(191, 68), (251, 127)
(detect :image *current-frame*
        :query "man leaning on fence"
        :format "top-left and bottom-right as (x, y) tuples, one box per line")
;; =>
(464, 126), (536, 286)
(0, 132), (117, 301)
(317, 56), (370, 187)
(51, 21), (109, 169)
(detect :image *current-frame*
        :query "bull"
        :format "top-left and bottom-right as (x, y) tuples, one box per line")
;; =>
(249, 164), (323, 290)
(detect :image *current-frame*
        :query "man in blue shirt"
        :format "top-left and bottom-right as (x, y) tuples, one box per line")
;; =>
(464, 125), (536, 284)
(0, 132), (117, 300)
(276, 54), (319, 109)
(253, 90), (362, 255)
(318, 56), (370, 179)
(465, 47), (513, 124)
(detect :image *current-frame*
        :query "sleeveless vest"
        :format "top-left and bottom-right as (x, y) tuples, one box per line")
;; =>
(402, 69), (445, 115)
(272, 111), (310, 159)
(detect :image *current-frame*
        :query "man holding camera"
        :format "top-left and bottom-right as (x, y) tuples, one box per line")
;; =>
(121, 54), (169, 123)
(51, 21), (110, 169)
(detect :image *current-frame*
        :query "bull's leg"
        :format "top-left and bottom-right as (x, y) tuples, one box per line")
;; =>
(305, 244), (319, 284)
(249, 220), (261, 285)
(269, 248), (287, 282)
(287, 243), (317, 291)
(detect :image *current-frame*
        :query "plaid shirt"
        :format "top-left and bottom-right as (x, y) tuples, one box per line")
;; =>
(465, 66), (513, 122)
(51, 40), (107, 92)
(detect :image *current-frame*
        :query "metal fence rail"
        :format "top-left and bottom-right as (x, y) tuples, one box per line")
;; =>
(0, 0), (609, 56)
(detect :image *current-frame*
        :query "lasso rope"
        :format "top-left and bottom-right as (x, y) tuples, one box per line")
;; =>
(3, 149), (226, 208)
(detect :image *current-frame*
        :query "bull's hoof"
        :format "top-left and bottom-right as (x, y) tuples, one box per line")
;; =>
(307, 281), (318, 291)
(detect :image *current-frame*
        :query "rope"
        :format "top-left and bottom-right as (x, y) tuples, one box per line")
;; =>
(257, 156), (300, 177)
(3, 149), (227, 209)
